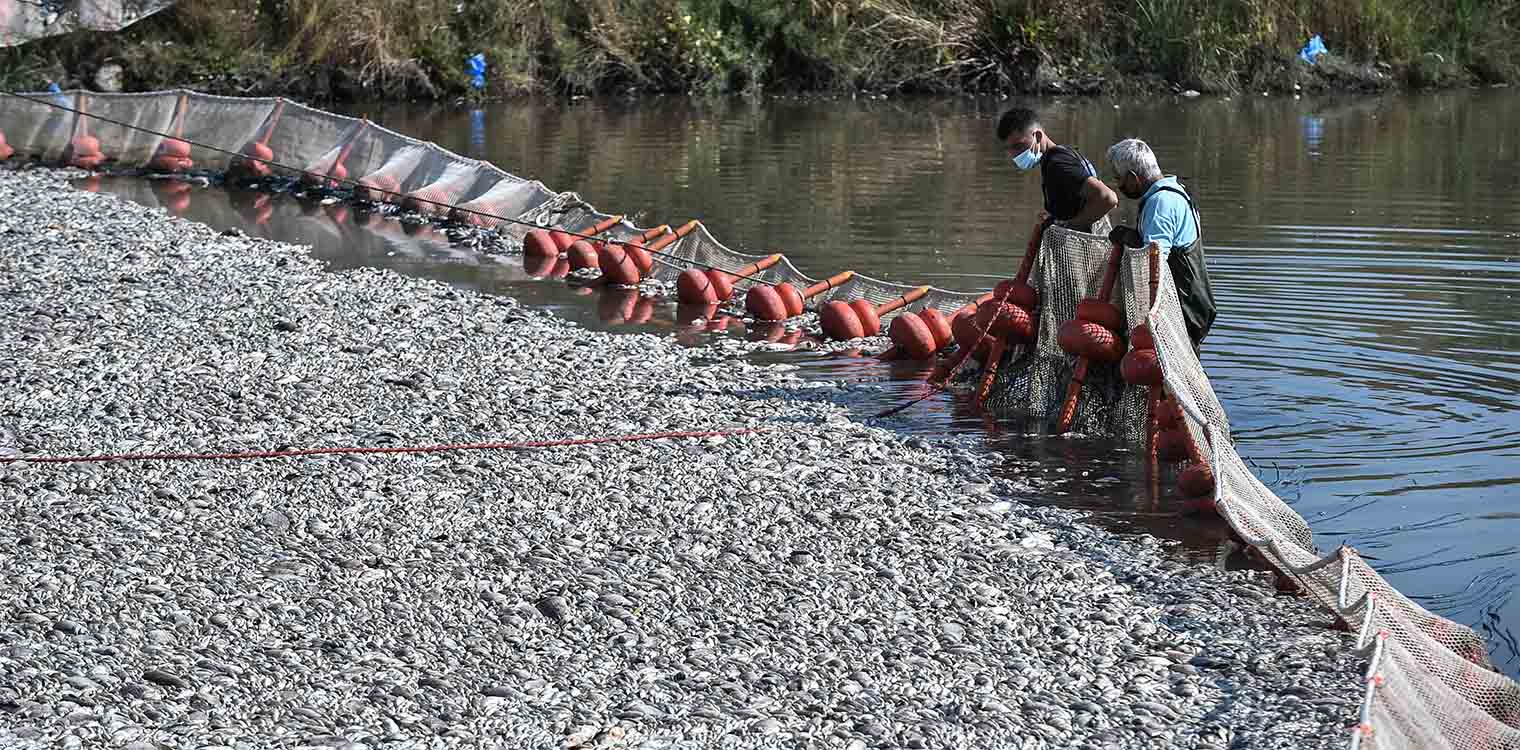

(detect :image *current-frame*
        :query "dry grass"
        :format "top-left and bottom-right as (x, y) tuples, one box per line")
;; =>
(2, 0), (1514, 98)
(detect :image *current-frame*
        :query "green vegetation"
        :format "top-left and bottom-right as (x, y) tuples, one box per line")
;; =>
(2, 0), (1516, 100)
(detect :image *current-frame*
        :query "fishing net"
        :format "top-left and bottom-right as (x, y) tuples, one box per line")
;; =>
(2, 87), (1518, 750)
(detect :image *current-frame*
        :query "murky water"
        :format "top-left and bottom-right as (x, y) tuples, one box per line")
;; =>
(88, 88), (1520, 670)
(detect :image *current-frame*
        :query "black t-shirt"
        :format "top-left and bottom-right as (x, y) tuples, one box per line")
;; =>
(1039, 145), (1097, 221)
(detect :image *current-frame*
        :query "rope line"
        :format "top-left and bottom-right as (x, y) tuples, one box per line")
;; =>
(0, 90), (777, 286)
(0, 427), (770, 465)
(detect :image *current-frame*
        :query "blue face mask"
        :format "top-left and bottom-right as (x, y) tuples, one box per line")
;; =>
(1011, 146), (1041, 170)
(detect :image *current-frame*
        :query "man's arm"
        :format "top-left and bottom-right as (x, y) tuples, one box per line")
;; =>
(1069, 176), (1119, 231)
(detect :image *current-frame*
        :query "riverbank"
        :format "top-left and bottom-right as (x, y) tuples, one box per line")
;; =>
(0, 165), (1364, 748)
(1, 0), (1514, 102)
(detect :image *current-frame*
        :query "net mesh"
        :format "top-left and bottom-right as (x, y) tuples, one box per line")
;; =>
(3, 88), (1518, 749)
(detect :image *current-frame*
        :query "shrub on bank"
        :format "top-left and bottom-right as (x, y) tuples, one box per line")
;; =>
(1, 0), (1514, 100)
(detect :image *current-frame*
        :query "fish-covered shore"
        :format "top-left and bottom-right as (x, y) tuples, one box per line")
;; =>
(0, 166), (1362, 749)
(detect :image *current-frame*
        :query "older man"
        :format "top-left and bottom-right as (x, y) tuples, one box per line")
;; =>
(998, 107), (1117, 234)
(1105, 138), (1217, 349)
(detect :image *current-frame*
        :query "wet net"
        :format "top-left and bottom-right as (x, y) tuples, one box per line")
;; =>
(2, 88), (1518, 750)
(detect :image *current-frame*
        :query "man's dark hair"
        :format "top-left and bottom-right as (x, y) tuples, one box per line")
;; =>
(996, 107), (1039, 141)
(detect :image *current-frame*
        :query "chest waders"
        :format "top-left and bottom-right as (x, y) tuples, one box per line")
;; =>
(1140, 186), (1217, 347)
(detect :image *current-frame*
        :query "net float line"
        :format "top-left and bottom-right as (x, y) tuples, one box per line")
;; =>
(524, 251), (571, 279)
(968, 218), (1054, 408)
(149, 93), (193, 173)
(874, 218), (1048, 419)
(887, 292), (991, 361)
(676, 252), (784, 305)
(819, 285), (930, 342)
(302, 119), (369, 190)
(596, 220), (700, 286)
(527, 215), (629, 270)
(1053, 237), (1129, 433)
(1115, 245), (1217, 516)
(0, 92), (845, 304)
(952, 218), (1048, 364)
(62, 96), (105, 169)
(227, 99), (285, 180)
(745, 270), (856, 322)
(619, 224), (672, 275)
(1119, 246), (1166, 477)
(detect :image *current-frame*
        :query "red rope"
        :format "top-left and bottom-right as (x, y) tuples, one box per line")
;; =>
(0, 427), (769, 465)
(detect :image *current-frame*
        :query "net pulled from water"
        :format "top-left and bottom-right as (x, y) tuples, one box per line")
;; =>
(3, 88), (1518, 750)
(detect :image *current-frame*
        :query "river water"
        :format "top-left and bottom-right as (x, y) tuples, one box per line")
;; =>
(88, 89), (1520, 672)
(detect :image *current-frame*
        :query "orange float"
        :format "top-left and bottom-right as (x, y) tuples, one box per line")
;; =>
(597, 221), (698, 286)
(62, 97), (105, 170)
(1054, 236), (1128, 433)
(745, 270), (855, 322)
(230, 100), (285, 179)
(523, 250), (559, 278)
(914, 218), (1048, 409)
(889, 293), (991, 361)
(526, 215), (628, 263)
(0, 129), (13, 161)
(302, 119), (368, 189)
(567, 241), (600, 271)
(819, 286), (930, 341)
(946, 217), (1049, 377)
(1121, 343), (1162, 387)
(676, 253), (785, 305)
(595, 219), (696, 286)
(149, 94), (194, 173)
(968, 219), (1055, 408)
(1152, 395), (1219, 516)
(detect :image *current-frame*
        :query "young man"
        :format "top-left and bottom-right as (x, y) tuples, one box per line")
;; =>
(1105, 137), (1217, 349)
(997, 107), (1118, 234)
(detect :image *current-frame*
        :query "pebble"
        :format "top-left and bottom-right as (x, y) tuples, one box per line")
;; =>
(0, 168), (1365, 750)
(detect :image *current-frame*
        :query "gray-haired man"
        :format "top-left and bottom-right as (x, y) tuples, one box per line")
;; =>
(1105, 138), (1217, 349)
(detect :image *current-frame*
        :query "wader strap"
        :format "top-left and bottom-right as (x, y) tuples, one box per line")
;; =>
(1141, 184), (1216, 345)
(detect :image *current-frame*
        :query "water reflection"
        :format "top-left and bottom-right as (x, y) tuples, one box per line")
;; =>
(87, 87), (1520, 672)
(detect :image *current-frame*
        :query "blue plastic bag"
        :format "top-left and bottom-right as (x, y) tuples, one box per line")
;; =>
(47, 82), (71, 108)
(1299, 35), (1327, 65)
(467, 53), (487, 90)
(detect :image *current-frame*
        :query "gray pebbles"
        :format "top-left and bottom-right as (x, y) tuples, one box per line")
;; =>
(1, 168), (1361, 748)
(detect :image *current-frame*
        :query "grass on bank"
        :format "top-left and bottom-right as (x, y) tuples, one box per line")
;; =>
(1, 0), (1516, 100)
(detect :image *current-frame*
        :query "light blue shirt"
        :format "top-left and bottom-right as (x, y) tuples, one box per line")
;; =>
(1138, 176), (1198, 260)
